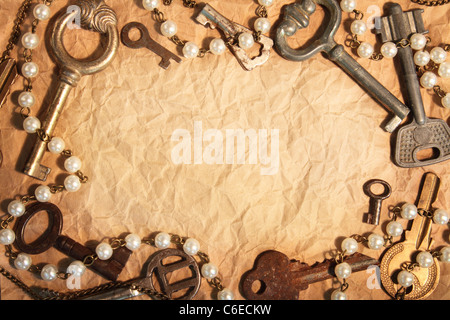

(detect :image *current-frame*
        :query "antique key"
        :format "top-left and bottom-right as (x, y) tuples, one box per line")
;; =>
(363, 179), (392, 225)
(81, 248), (201, 300)
(380, 172), (441, 300)
(23, 1), (119, 181)
(377, 4), (450, 168)
(194, 4), (274, 71)
(274, 0), (411, 133)
(241, 250), (379, 300)
(13, 202), (132, 281)
(121, 22), (181, 69)
(0, 58), (18, 108)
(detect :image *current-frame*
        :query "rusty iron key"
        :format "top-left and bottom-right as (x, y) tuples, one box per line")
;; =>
(274, 0), (411, 133)
(23, 1), (119, 181)
(363, 179), (392, 225)
(241, 250), (379, 300)
(377, 4), (450, 168)
(380, 172), (441, 300)
(194, 3), (274, 71)
(121, 22), (181, 69)
(81, 248), (201, 300)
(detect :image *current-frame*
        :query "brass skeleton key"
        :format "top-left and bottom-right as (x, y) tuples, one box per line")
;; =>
(380, 172), (441, 300)
(241, 250), (379, 300)
(23, 1), (119, 181)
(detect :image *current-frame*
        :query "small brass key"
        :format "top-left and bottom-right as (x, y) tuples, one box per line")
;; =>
(380, 172), (441, 300)
(23, 0), (119, 181)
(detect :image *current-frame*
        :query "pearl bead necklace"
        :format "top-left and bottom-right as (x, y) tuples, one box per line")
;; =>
(330, 202), (449, 300)
(142, 0), (273, 59)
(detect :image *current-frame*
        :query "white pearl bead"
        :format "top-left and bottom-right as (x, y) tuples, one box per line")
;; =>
(47, 137), (65, 154)
(420, 71), (438, 89)
(438, 61), (450, 78)
(209, 38), (226, 55)
(238, 32), (255, 50)
(331, 289), (348, 300)
(183, 238), (200, 256)
(155, 232), (171, 249)
(33, 4), (51, 21)
(442, 93), (450, 109)
(67, 260), (86, 277)
(14, 253), (32, 270)
(182, 42), (199, 59)
(350, 20), (367, 35)
(334, 262), (352, 279)
(433, 208), (449, 225)
(41, 264), (58, 281)
(430, 47), (448, 64)
(96, 242), (113, 260)
(64, 175), (81, 192)
(410, 33), (427, 51)
(397, 270), (414, 287)
(201, 263), (218, 279)
(35, 185), (52, 202)
(416, 251), (434, 268)
(21, 32), (40, 50)
(142, 0), (159, 10)
(160, 20), (177, 37)
(64, 156), (82, 173)
(401, 203), (418, 220)
(381, 42), (398, 58)
(367, 233), (384, 250)
(341, 237), (358, 255)
(258, 0), (273, 6)
(21, 62), (39, 78)
(0, 228), (15, 245)
(386, 221), (403, 237)
(18, 91), (36, 108)
(23, 116), (41, 133)
(217, 288), (234, 300)
(7, 199), (26, 217)
(340, 0), (357, 12)
(125, 233), (141, 251)
(414, 51), (430, 67)
(254, 17), (271, 34)
(440, 247), (450, 263)
(357, 42), (374, 59)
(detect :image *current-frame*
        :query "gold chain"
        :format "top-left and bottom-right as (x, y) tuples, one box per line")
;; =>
(410, 0), (450, 5)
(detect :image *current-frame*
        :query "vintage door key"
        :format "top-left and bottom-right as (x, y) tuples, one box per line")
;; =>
(363, 179), (392, 225)
(274, 0), (411, 133)
(13, 202), (132, 281)
(0, 58), (18, 108)
(194, 4), (274, 71)
(23, 1), (119, 181)
(81, 248), (201, 300)
(380, 172), (441, 300)
(121, 22), (181, 69)
(241, 250), (379, 300)
(377, 4), (450, 168)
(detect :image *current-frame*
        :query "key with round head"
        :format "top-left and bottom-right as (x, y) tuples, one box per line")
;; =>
(274, 0), (410, 133)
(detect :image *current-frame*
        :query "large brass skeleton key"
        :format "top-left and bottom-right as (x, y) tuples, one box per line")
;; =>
(23, 0), (119, 181)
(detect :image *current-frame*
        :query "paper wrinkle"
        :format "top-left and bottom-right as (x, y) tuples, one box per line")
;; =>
(0, 0), (449, 300)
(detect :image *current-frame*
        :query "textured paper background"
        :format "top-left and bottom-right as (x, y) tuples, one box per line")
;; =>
(0, 0), (449, 300)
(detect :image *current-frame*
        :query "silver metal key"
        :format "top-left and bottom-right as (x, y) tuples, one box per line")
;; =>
(195, 3), (274, 71)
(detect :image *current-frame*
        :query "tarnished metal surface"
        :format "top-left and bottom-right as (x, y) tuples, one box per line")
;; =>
(0, 58), (18, 108)
(363, 179), (392, 225)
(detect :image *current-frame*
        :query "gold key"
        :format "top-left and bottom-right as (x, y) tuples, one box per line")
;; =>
(380, 172), (441, 300)
(23, 0), (119, 181)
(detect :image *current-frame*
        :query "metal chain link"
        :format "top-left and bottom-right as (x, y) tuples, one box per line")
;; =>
(410, 0), (450, 6)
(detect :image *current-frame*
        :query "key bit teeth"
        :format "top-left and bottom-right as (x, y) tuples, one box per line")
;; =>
(24, 164), (51, 181)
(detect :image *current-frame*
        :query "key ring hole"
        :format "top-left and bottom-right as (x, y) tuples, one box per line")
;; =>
(363, 179), (392, 198)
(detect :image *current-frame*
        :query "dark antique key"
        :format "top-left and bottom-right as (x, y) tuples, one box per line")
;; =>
(241, 250), (379, 300)
(0, 58), (18, 108)
(121, 22), (181, 69)
(363, 179), (392, 225)
(13, 202), (132, 281)
(81, 248), (201, 300)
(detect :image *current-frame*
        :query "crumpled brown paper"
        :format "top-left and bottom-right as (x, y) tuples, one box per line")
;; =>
(0, 0), (448, 300)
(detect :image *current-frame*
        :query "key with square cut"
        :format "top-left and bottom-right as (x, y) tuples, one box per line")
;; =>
(23, 2), (119, 181)
(81, 248), (201, 300)
(194, 3), (274, 71)
(274, 0), (411, 133)
(241, 250), (379, 300)
(376, 4), (450, 168)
